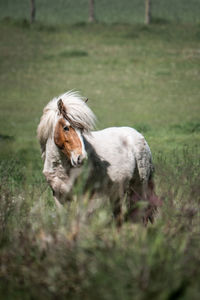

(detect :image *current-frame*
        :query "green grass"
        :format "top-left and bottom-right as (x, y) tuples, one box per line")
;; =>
(0, 21), (200, 154)
(0, 0), (200, 24)
(0, 20), (200, 299)
(0, 148), (200, 300)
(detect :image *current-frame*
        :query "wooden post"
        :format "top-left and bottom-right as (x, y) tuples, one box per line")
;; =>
(145, 0), (151, 25)
(30, 0), (36, 24)
(89, 0), (95, 23)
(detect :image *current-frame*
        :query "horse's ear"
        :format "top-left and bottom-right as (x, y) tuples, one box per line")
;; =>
(58, 99), (67, 117)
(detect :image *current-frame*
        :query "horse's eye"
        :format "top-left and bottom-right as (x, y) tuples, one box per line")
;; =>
(63, 126), (69, 131)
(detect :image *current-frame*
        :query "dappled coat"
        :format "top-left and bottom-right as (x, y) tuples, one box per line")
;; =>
(37, 91), (158, 225)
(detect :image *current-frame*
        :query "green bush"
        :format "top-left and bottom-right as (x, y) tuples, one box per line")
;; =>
(0, 148), (200, 299)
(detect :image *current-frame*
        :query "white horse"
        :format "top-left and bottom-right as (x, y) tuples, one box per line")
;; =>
(37, 91), (160, 226)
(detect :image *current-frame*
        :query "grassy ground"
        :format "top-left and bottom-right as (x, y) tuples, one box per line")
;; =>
(0, 19), (200, 299)
(0, 0), (200, 24)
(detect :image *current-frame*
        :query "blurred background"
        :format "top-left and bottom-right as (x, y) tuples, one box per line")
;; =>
(1, 0), (200, 24)
(0, 1), (200, 299)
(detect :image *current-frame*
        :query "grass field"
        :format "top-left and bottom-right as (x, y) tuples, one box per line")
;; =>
(1, 0), (200, 24)
(0, 16), (200, 300)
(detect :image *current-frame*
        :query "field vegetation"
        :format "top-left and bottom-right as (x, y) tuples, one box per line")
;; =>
(0, 5), (200, 299)
(1, 0), (200, 24)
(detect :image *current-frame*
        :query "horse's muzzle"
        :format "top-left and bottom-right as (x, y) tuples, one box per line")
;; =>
(70, 153), (87, 167)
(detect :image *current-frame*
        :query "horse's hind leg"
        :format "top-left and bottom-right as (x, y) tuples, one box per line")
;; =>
(125, 180), (144, 223)
(125, 171), (162, 225)
(125, 168), (162, 225)
(143, 178), (162, 225)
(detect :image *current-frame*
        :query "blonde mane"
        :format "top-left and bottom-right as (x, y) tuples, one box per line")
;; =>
(37, 91), (96, 155)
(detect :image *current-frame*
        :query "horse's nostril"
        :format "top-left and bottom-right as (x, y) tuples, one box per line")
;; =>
(78, 155), (85, 165)
(78, 155), (82, 164)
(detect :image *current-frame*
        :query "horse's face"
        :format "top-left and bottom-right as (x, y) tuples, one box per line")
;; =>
(54, 118), (87, 167)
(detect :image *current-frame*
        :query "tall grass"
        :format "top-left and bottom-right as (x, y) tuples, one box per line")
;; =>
(0, 19), (200, 299)
(0, 147), (200, 299)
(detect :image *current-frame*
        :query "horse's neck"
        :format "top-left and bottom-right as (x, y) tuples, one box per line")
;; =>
(82, 134), (96, 158)
(43, 138), (71, 175)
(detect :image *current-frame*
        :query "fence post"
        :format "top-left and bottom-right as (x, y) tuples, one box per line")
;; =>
(30, 0), (36, 23)
(89, 0), (95, 23)
(145, 0), (151, 25)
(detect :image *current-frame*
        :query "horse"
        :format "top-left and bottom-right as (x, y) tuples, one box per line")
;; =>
(37, 91), (160, 226)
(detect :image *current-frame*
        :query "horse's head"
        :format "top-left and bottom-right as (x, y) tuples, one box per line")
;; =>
(54, 99), (87, 167)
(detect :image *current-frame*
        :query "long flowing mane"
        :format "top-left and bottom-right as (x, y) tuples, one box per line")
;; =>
(37, 91), (96, 155)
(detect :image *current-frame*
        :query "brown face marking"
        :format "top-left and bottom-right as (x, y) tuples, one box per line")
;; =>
(54, 118), (82, 159)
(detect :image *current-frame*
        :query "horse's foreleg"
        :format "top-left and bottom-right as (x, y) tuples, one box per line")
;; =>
(44, 172), (72, 207)
(54, 196), (63, 209)
(52, 189), (63, 209)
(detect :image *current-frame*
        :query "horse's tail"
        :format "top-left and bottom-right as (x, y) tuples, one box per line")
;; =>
(133, 136), (162, 224)
(133, 136), (154, 184)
